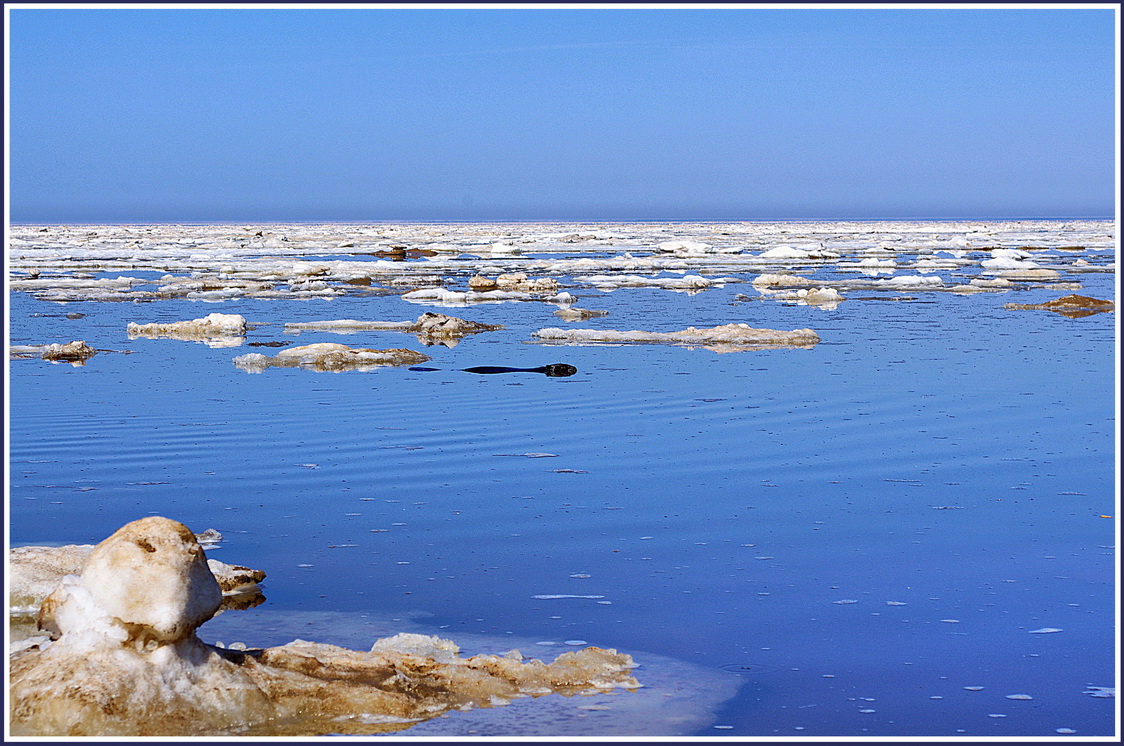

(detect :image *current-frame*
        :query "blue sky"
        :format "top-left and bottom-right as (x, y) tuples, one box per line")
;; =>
(6, 6), (1118, 222)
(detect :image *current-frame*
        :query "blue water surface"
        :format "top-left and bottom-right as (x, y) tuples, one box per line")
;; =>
(7, 239), (1117, 737)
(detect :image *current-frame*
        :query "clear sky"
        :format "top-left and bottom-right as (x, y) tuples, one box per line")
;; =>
(5, 5), (1118, 223)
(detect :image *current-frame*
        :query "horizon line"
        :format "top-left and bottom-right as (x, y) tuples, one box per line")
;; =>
(8, 214), (1118, 227)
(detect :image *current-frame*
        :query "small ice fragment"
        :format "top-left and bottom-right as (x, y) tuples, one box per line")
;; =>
(988, 714), (1006, 718)
(532, 594), (605, 600)
(495, 452), (559, 458)
(859, 709), (875, 714)
(940, 619), (959, 623)
(298, 463), (319, 469)
(834, 599), (858, 605)
(886, 601), (907, 606)
(297, 563), (313, 568)
(964, 686), (984, 691)
(564, 640), (588, 646)
(596, 601), (612, 605)
(1006, 694), (1033, 700)
(1056, 728), (1077, 734)
(569, 573), (591, 578)
(1029, 627), (1063, 634)
(535, 641), (557, 646)
(713, 725), (734, 730)
(1083, 686), (1114, 698)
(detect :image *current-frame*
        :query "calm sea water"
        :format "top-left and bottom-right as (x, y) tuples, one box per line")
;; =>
(6, 225), (1118, 737)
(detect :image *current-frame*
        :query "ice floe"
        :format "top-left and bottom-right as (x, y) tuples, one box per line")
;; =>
(9, 340), (97, 364)
(9, 517), (640, 736)
(233, 343), (430, 373)
(8, 536), (266, 614)
(532, 323), (820, 352)
(1005, 294), (1115, 318)
(127, 313), (248, 347)
(554, 307), (609, 321)
(284, 312), (503, 346)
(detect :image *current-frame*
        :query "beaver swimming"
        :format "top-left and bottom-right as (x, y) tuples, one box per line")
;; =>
(408, 363), (577, 377)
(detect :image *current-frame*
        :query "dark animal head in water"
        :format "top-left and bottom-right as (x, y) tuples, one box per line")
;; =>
(459, 364), (578, 377)
(540, 363), (577, 377)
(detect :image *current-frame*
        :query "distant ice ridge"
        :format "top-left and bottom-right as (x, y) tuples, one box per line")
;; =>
(6, 220), (1113, 305)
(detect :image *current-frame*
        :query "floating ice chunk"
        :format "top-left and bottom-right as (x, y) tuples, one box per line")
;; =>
(758, 246), (811, 259)
(401, 288), (542, 306)
(1005, 294), (1114, 318)
(495, 453), (559, 458)
(1028, 627), (1063, 634)
(1005, 694), (1033, 700)
(532, 324), (819, 352)
(554, 307), (608, 321)
(9, 538), (265, 611)
(971, 278), (1014, 288)
(284, 313), (502, 345)
(233, 343), (429, 373)
(468, 275), (498, 290)
(9, 517), (639, 737)
(756, 244), (837, 260)
(993, 268), (1062, 281)
(128, 314), (247, 347)
(493, 273), (558, 292)
(530, 323), (822, 352)
(838, 258), (897, 276)
(10, 341), (97, 365)
(656, 240), (712, 253)
(751, 274), (817, 288)
(761, 287), (844, 309)
(990, 248), (1034, 260)
(981, 257), (1040, 270)
(576, 274), (732, 292)
(1083, 686), (1114, 698)
(879, 275), (944, 289)
(532, 595), (606, 600)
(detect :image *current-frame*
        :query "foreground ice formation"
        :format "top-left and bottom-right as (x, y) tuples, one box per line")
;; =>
(233, 343), (430, 373)
(284, 313), (503, 346)
(9, 517), (640, 736)
(532, 323), (820, 352)
(9, 538), (266, 615)
(1004, 294), (1116, 318)
(9, 340), (97, 364)
(127, 313), (248, 347)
